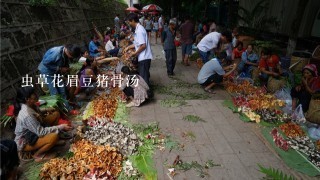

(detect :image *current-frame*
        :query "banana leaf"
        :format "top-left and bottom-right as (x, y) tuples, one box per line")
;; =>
(130, 155), (157, 180)
(261, 127), (320, 176)
(69, 63), (83, 76)
(39, 95), (68, 115)
(0, 115), (13, 127)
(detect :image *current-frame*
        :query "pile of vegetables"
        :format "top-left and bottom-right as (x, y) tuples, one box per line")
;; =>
(279, 122), (305, 138)
(40, 140), (123, 179)
(91, 89), (122, 120)
(225, 79), (265, 95)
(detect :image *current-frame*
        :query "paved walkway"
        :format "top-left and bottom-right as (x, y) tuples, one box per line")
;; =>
(128, 37), (315, 180)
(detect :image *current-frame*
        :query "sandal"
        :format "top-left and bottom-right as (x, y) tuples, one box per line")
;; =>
(204, 89), (216, 94)
(34, 152), (57, 163)
(18, 151), (34, 162)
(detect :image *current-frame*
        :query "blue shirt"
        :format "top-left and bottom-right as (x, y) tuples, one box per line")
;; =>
(38, 46), (66, 75)
(89, 41), (100, 57)
(241, 50), (259, 63)
(162, 27), (176, 50)
(197, 58), (225, 84)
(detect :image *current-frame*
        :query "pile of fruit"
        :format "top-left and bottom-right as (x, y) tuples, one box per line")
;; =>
(279, 122), (305, 138)
(40, 140), (123, 179)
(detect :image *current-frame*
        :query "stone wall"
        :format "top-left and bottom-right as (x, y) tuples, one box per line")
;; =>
(0, 0), (127, 103)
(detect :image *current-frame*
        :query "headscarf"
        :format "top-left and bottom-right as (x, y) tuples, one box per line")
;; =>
(303, 64), (318, 77)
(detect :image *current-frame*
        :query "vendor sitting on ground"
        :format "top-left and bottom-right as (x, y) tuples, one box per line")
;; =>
(89, 35), (105, 58)
(258, 49), (283, 84)
(237, 44), (259, 77)
(232, 41), (245, 61)
(120, 66), (149, 107)
(197, 52), (237, 94)
(291, 64), (320, 112)
(14, 87), (72, 162)
(78, 58), (99, 94)
(79, 49), (93, 63)
(105, 36), (120, 57)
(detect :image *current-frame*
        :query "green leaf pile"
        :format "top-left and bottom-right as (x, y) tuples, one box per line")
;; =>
(183, 115), (206, 123)
(258, 164), (295, 180)
(130, 155), (157, 180)
(160, 99), (187, 108)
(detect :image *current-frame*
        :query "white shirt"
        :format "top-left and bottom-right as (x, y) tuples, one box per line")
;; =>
(139, 17), (144, 25)
(232, 36), (237, 47)
(133, 23), (153, 61)
(197, 32), (221, 52)
(105, 40), (115, 51)
(158, 17), (163, 29)
(78, 57), (87, 63)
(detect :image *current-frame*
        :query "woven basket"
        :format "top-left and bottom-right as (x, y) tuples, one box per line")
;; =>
(267, 77), (286, 93)
(290, 52), (311, 73)
(306, 98), (320, 125)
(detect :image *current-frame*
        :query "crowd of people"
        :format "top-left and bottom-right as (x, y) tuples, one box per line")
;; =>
(1, 10), (320, 179)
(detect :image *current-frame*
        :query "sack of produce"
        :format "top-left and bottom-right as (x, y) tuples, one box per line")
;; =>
(306, 98), (320, 125)
(292, 104), (306, 124)
(275, 88), (292, 114)
(267, 77), (286, 93)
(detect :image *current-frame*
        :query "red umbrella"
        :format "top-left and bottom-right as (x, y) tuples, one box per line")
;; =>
(148, 11), (159, 15)
(126, 7), (139, 12)
(142, 4), (162, 12)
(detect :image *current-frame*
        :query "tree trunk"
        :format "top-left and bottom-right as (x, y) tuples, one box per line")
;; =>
(286, 0), (309, 56)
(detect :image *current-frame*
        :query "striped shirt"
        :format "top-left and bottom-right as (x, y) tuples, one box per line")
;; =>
(14, 104), (59, 151)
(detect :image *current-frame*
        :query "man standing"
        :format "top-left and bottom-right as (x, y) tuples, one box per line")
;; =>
(38, 44), (81, 103)
(114, 14), (120, 34)
(179, 15), (194, 66)
(197, 31), (232, 64)
(125, 13), (153, 86)
(162, 19), (177, 76)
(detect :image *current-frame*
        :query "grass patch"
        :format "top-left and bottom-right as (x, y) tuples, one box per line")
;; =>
(182, 131), (196, 141)
(183, 115), (206, 123)
(160, 99), (188, 108)
(174, 160), (220, 178)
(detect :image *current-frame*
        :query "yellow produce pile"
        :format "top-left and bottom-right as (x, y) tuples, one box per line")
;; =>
(92, 88), (122, 120)
(225, 80), (259, 95)
(279, 122), (306, 138)
(246, 94), (285, 110)
(40, 140), (123, 179)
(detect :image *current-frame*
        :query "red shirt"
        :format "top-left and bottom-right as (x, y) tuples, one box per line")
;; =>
(232, 48), (245, 59)
(259, 55), (280, 71)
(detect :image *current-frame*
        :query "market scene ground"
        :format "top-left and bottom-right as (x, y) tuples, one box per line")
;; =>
(1, 1), (320, 180)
